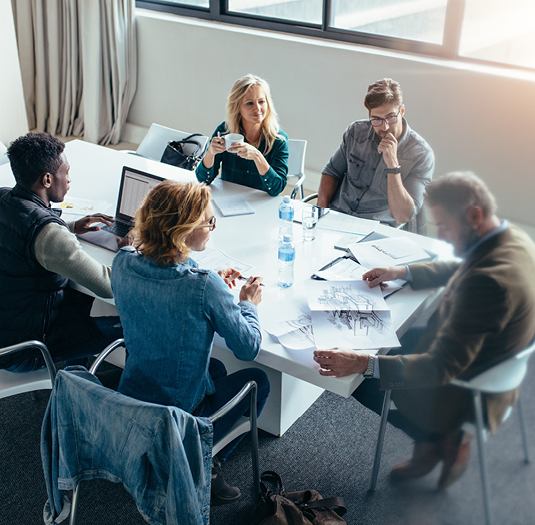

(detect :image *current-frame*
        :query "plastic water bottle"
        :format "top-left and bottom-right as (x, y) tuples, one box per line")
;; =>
(278, 195), (294, 242)
(278, 235), (295, 288)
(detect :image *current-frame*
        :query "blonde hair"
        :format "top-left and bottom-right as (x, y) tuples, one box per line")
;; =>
(133, 180), (211, 266)
(225, 74), (280, 155)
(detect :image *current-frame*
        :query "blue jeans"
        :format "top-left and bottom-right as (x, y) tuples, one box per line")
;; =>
(6, 316), (124, 373)
(196, 359), (270, 462)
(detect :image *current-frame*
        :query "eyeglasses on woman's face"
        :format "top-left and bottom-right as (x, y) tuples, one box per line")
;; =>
(200, 215), (216, 231)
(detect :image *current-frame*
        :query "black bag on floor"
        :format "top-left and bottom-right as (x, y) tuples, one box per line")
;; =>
(160, 133), (206, 170)
(251, 471), (347, 525)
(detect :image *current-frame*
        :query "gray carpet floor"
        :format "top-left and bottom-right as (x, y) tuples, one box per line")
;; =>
(2, 366), (535, 525)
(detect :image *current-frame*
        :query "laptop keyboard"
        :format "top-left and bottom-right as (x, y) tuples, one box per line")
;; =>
(102, 221), (132, 238)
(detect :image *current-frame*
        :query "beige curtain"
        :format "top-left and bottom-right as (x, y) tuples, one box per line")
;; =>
(11, 0), (137, 145)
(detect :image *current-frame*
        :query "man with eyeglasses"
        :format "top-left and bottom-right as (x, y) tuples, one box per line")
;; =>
(317, 78), (434, 232)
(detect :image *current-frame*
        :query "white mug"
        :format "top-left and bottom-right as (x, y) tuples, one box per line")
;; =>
(225, 133), (244, 150)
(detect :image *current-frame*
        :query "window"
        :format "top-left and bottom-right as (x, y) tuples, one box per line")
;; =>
(332, 0), (448, 45)
(458, 0), (535, 70)
(228, 0), (323, 25)
(137, 0), (535, 71)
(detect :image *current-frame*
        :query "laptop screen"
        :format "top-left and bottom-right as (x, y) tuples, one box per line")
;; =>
(116, 167), (165, 222)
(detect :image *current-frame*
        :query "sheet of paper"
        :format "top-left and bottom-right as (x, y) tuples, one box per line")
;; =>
(213, 195), (254, 217)
(261, 299), (315, 350)
(306, 280), (400, 350)
(52, 197), (113, 217)
(317, 211), (379, 235)
(314, 257), (405, 297)
(307, 279), (388, 312)
(191, 248), (252, 274)
(311, 309), (399, 349)
(349, 236), (431, 267)
(314, 258), (369, 281)
(334, 232), (368, 251)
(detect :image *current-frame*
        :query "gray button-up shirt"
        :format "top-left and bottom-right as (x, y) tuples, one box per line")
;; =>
(322, 118), (434, 226)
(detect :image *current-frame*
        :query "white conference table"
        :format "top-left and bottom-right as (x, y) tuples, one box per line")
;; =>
(0, 139), (452, 436)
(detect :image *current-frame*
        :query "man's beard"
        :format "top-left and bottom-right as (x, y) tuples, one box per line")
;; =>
(455, 226), (482, 257)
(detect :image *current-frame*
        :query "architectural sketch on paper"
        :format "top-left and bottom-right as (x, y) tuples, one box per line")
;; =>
(317, 284), (385, 337)
(280, 312), (314, 345)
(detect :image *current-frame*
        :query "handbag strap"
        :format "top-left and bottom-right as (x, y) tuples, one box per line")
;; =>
(260, 470), (285, 495)
(168, 133), (204, 156)
(298, 497), (347, 517)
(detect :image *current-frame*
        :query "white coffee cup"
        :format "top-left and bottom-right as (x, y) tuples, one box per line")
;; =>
(225, 134), (244, 151)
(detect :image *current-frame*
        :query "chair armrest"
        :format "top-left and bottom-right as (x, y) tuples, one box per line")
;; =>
(302, 192), (318, 203)
(0, 340), (56, 384)
(450, 357), (530, 393)
(89, 338), (125, 375)
(209, 380), (257, 423)
(290, 173), (306, 200)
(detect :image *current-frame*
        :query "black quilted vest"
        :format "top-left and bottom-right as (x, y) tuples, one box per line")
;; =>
(0, 185), (69, 350)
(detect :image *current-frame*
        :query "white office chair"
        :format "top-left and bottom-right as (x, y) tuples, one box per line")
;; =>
(0, 141), (9, 166)
(450, 341), (535, 525)
(134, 123), (209, 162)
(287, 139), (307, 200)
(369, 341), (535, 525)
(0, 340), (57, 400)
(67, 339), (260, 525)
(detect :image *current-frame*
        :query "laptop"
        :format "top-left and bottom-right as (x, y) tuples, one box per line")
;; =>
(77, 166), (165, 252)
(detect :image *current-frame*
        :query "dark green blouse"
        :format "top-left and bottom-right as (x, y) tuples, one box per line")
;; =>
(196, 122), (289, 196)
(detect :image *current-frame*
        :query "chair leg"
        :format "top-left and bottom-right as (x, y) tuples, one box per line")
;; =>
(369, 389), (392, 492)
(516, 396), (530, 463)
(69, 484), (80, 525)
(473, 391), (493, 525)
(250, 384), (260, 502)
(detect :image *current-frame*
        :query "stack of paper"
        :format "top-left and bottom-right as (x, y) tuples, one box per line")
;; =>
(213, 195), (254, 217)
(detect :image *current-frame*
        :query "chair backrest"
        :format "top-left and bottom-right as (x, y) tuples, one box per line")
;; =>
(453, 340), (535, 393)
(287, 139), (306, 177)
(0, 141), (9, 166)
(43, 365), (212, 525)
(136, 123), (208, 161)
(0, 340), (56, 399)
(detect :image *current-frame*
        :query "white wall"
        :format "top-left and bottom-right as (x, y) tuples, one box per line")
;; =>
(0, 1), (28, 146)
(126, 9), (535, 227)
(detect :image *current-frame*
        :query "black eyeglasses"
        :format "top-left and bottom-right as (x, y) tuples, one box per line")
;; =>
(370, 106), (402, 127)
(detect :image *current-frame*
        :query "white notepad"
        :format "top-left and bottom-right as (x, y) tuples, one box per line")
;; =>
(213, 195), (255, 217)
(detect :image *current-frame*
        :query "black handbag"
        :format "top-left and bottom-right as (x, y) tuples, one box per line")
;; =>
(251, 471), (347, 525)
(160, 133), (206, 170)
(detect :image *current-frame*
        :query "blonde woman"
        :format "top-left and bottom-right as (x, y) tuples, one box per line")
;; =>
(111, 180), (270, 505)
(196, 74), (289, 196)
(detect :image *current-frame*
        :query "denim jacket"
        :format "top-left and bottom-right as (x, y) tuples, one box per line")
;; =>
(41, 368), (213, 525)
(111, 248), (262, 412)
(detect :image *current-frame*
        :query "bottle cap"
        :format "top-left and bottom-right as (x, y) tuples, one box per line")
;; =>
(283, 195), (290, 203)
(283, 235), (292, 242)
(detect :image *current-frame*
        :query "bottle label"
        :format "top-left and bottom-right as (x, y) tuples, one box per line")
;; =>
(279, 209), (294, 221)
(278, 251), (295, 262)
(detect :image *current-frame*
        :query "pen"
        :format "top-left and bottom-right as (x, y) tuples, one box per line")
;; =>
(237, 275), (265, 286)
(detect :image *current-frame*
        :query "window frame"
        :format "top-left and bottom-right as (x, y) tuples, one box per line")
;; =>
(136, 0), (533, 72)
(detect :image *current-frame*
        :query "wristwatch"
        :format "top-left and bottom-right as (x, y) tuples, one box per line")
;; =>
(385, 166), (402, 174)
(363, 354), (375, 378)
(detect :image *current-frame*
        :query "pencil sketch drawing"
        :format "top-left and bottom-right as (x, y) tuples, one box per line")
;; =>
(317, 284), (385, 336)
